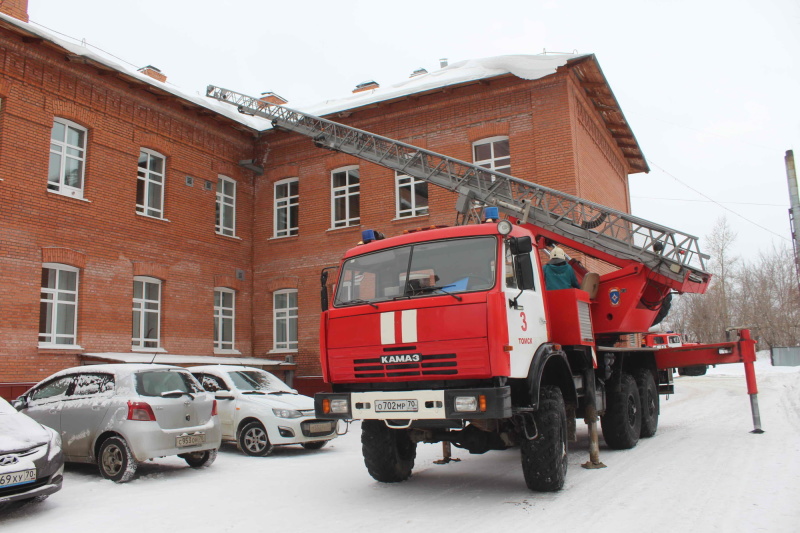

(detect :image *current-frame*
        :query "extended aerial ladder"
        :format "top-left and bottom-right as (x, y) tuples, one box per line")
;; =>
(206, 86), (709, 290)
(206, 85), (762, 434)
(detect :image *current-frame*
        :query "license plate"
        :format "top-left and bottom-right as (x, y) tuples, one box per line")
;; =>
(308, 422), (333, 433)
(0, 468), (36, 488)
(375, 399), (418, 413)
(176, 434), (205, 448)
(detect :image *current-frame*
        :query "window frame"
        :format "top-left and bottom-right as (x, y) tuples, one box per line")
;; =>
(214, 287), (236, 353)
(38, 263), (81, 348)
(216, 175), (237, 237)
(274, 177), (299, 237)
(472, 136), (510, 174)
(330, 165), (360, 229)
(136, 148), (166, 219)
(395, 172), (429, 219)
(272, 289), (298, 352)
(48, 118), (87, 199)
(132, 276), (162, 350)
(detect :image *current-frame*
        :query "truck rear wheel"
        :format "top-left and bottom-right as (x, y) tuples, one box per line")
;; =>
(634, 369), (659, 438)
(601, 373), (641, 449)
(361, 420), (416, 483)
(520, 385), (567, 492)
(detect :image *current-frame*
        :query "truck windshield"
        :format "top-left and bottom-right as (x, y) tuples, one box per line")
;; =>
(334, 236), (497, 307)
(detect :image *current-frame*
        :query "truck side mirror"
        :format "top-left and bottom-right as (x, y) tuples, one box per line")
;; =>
(514, 255), (536, 290)
(509, 236), (533, 255)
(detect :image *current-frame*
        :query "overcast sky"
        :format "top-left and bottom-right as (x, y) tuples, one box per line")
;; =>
(27, 0), (800, 262)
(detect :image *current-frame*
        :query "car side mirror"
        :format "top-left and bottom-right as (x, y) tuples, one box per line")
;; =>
(12, 397), (27, 411)
(215, 391), (235, 400)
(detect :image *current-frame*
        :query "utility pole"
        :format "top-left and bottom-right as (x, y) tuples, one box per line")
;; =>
(785, 150), (800, 294)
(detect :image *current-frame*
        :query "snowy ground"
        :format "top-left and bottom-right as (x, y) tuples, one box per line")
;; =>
(2, 354), (798, 532)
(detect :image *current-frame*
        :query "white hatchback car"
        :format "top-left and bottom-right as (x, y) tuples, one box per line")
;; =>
(190, 366), (337, 456)
(16, 364), (221, 483)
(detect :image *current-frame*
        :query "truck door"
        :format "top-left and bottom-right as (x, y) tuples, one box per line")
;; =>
(503, 243), (548, 378)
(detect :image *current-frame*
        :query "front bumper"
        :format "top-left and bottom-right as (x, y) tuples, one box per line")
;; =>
(314, 386), (512, 421)
(0, 447), (64, 505)
(264, 417), (338, 445)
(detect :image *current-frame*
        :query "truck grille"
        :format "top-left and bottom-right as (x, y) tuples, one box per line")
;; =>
(352, 353), (458, 379)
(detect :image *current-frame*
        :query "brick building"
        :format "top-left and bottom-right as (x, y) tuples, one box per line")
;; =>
(0, 1), (646, 398)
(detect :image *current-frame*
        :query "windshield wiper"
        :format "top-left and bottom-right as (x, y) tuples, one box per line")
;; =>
(339, 298), (379, 309)
(161, 390), (195, 399)
(242, 390), (266, 395)
(268, 390), (297, 395)
(408, 286), (463, 301)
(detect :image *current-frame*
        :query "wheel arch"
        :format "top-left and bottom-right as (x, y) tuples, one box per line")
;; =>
(526, 343), (577, 410)
(93, 431), (124, 462)
(236, 416), (265, 438)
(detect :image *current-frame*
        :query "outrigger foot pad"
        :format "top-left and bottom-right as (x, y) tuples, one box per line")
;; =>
(750, 428), (765, 434)
(581, 461), (607, 469)
(433, 457), (462, 465)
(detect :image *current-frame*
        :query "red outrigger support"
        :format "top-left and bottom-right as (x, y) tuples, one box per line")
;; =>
(654, 329), (764, 433)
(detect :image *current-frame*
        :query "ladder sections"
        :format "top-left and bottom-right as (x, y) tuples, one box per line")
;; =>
(206, 86), (710, 292)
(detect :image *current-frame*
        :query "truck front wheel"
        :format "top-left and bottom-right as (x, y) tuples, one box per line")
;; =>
(601, 372), (642, 449)
(361, 420), (416, 483)
(520, 385), (567, 492)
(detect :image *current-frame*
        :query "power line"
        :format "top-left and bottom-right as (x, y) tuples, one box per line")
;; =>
(632, 196), (785, 207)
(646, 159), (790, 242)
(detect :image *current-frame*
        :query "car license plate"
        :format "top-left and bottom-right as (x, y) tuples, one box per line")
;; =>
(308, 422), (333, 433)
(176, 434), (205, 448)
(375, 399), (418, 413)
(0, 468), (36, 488)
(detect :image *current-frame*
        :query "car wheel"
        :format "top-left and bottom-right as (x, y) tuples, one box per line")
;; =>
(98, 436), (138, 483)
(238, 421), (273, 456)
(180, 448), (218, 468)
(301, 440), (328, 450)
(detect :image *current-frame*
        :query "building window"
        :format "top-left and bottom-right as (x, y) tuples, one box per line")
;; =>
(48, 118), (87, 198)
(331, 166), (360, 228)
(395, 172), (428, 218)
(273, 289), (298, 351)
(214, 288), (235, 351)
(473, 136), (510, 174)
(132, 277), (161, 349)
(216, 175), (236, 236)
(274, 178), (299, 237)
(39, 264), (79, 347)
(136, 149), (166, 218)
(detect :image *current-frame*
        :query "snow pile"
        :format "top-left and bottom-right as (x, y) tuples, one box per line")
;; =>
(704, 350), (800, 377)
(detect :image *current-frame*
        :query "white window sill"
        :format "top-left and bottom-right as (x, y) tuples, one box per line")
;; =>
(326, 225), (361, 232)
(215, 232), (241, 240)
(214, 349), (242, 355)
(131, 347), (167, 353)
(269, 349), (298, 354)
(47, 190), (90, 202)
(38, 343), (83, 350)
(392, 213), (430, 221)
(135, 212), (170, 222)
(269, 233), (299, 240)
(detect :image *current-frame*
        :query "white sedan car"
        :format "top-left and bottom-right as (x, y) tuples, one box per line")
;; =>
(190, 366), (337, 456)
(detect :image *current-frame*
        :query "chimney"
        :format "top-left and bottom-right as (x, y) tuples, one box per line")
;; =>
(353, 80), (379, 94)
(439, 58), (448, 68)
(259, 92), (288, 105)
(137, 65), (167, 83)
(409, 68), (428, 78)
(0, 0), (29, 22)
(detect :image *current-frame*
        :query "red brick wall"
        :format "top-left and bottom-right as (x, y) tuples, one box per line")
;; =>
(0, 25), (256, 384)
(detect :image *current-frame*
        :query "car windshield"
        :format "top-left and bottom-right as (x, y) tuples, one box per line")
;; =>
(136, 370), (204, 397)
(228, 370), (294, 393)
(334, 236), (497, 307)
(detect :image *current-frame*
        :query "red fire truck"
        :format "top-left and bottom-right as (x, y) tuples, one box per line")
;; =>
(208, 86), (762, 492)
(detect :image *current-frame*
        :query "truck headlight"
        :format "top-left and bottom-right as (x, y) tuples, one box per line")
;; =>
(329, 399), (349, 414)
(272, 408), (302, 419)
(454, 396), (478, 412)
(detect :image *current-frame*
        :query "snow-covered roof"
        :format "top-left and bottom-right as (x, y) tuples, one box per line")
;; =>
(303, 54), (586, 117)
(82, 353), (290, 367)
(0, 12), (271, 131)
